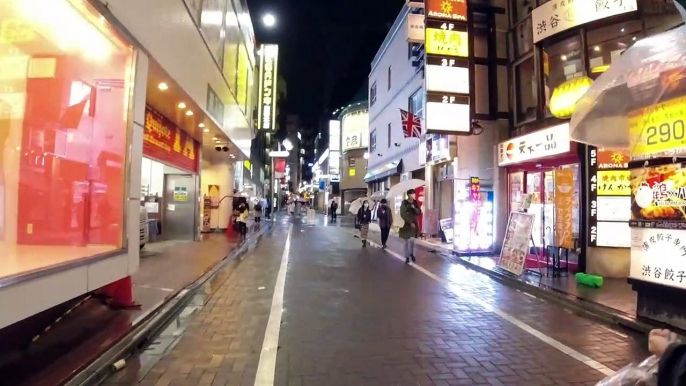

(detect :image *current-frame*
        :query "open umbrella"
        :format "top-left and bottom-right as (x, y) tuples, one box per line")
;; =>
(386, 179), (425, 199)
(570, 21), (686, 157)
(348, 196), (374, 214)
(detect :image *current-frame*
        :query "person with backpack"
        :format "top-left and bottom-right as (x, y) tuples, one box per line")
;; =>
(399, 189), (422, 264)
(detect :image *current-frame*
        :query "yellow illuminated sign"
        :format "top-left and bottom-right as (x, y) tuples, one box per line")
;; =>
(244, 160), (251, 170)
(597, 170), (631, 196)
(349, 168), (356, 176)
(257, 44), (279, 130)
(549, 76), (593, 119)
(425, 28), (468, 57)
(629, 96), (686, 157)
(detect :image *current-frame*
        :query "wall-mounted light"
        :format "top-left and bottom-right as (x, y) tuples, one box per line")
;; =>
(177, 102), (186, 109)
(185, 110), (193, 116)
(158, 82), (169, 91)
(198, 123), (205, 128)
(363, 152), (369, 160)
(203, 128), (210, 133)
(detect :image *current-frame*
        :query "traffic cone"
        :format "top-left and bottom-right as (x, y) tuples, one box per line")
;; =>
(106, 276), (141, 309)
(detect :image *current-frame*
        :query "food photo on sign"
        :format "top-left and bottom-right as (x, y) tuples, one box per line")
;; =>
(631, 162), (686, 222)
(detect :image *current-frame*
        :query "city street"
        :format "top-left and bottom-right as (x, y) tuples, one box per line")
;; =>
(102, 214), (649, 386)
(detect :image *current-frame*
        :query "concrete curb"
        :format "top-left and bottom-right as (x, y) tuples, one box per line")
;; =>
(65, 223), (273, 386)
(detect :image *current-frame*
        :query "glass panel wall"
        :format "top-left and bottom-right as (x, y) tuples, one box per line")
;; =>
(0, 0), (134, 280)
(514, 56), (537, 123)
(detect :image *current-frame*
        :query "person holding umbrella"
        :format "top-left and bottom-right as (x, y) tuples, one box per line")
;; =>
(356, 200), (372, 247)
(399, 189), (421, 264)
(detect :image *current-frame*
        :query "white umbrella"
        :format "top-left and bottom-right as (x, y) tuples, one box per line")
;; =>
(386, 179), (425, 199)
(370, 190), (388, 200)
(348, 196), (374, 214)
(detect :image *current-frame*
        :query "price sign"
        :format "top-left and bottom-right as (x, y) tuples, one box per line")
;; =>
(629, 95), (686, 157)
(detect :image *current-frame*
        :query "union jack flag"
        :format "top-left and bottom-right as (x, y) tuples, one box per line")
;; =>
(400, 109), (421, 139)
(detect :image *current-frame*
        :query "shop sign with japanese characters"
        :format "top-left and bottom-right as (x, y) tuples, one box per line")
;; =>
(425, 0), (468, 21)
(497, 123), (570, 166)
(341, 109), (369, 152)
(630, 162), (686, 224)
(555, 169), (575, 249)
(531, 0), (638, 43)
(407, 14), (425, 43)
(258, 44), (279, 130)
(143, 106), (199, 173)
(498, 212), (535, 276)
(630, 227), (686, 290)
(597, 170), (631, 196)
(425, 27), (468, 57)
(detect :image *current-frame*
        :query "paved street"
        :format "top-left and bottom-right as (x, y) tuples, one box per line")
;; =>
(104, 214), (649, 386)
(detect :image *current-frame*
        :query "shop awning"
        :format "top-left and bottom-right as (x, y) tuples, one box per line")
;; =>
(364, 159), (403, 183)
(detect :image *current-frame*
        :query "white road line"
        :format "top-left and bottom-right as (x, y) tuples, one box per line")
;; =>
(369, 236), (616, 378)
(254, 224), (292, 386)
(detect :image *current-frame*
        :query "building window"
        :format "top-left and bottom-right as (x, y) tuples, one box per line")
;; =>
(514, 56), (537, 124)
(0, 0), (134, 280)
(586, 21), (642, 81)
(513, 17), (534, 58)
(387, 66), (392, 90)
(513, 0), (534, 23)
(370, 130), (377, 152)
(349, 157), (356, 168)
(387, 123), (392, 147)
(543, 35), (582, 116)
(370, 82), (377, 106)
(409, 88), (424, 118)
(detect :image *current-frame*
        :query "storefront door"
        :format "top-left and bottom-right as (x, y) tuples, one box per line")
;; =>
(163, 174), (197, 240)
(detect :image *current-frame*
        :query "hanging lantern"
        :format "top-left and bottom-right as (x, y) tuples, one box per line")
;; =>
(549, 76), (594, 119)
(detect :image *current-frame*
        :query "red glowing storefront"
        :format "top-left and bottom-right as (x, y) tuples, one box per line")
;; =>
(0, 0), (137, 328)
(497, 123), (582, 270)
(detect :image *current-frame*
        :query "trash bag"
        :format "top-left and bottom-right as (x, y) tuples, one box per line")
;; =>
(594, 356), (659, 386)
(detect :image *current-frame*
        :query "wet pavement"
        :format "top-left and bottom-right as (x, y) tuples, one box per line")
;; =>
(101, 214), (649, 386)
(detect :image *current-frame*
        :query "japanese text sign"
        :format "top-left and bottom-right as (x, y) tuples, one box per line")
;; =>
(469, 176), (480, 203)
(630, 227), (686, 290)
(258, 44), (279, 130)
(425, 28), (468, 57)
(597, 170), (631, 196)
(630, 163), (686, 223)
(628, 95), (686, 158)
(498, 212), (535, 276)
(554, 169), (575, 249)
(497, 123), (571, 166)
(425, 0), (468, 21)
(531, 0), (637, 43)
(143, 106), (198, 173)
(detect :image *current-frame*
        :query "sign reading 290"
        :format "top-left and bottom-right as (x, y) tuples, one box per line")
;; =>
(630, 96), (686, 157)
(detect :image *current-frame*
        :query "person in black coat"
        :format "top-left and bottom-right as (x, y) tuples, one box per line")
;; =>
(356, 201), (372, 248)
(376, 199), (393, 249)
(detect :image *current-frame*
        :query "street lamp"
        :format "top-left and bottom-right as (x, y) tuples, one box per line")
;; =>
(262, 14), (276, 27)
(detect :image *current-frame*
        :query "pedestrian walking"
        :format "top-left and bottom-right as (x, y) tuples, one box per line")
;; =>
(265, 199), (271, 220)
(330, 199), (338, 222)
(254, 200), (262, 223)
(236, 200), (249, 238)
(399, 189), (421, 264)
(357, 200), (372, 247)
(376, 198), (393, 249)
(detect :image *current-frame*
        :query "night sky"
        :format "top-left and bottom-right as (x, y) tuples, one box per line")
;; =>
(248, 0), (405, 134)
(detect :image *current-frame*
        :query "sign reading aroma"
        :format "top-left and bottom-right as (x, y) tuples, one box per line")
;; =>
(425, 0), (467, 21)
(532, 0), (637, 43)
(258, 44), (279, 130)
(143, 106), (199, 173)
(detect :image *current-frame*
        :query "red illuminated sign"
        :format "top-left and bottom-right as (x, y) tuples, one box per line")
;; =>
(143, 106), (199, 173)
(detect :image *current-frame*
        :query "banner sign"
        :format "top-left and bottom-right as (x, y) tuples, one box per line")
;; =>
(258, 44), (279, 130)
(143, 106), (198, 173)
(630, 227), (686, 290)
(554, 169), (575, 249)
(407, 14), (425, 43)
(631, 162), (686, 223)
(498, 212), (535, 276)
(425, 27), (469, 57)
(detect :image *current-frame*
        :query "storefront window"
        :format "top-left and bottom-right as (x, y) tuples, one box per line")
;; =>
(514, 56), (537, 123)
(509, 172), (524, 212)
(586, 21), (642, 80)
(543, 35), (582, 116)
(0, 0), (134, 280)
